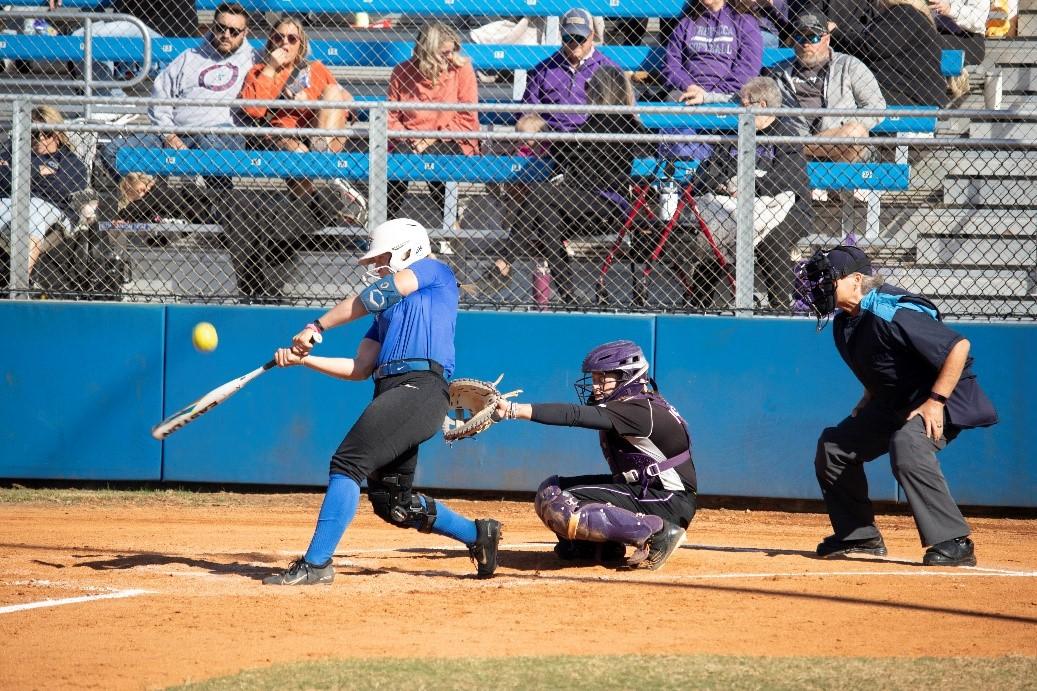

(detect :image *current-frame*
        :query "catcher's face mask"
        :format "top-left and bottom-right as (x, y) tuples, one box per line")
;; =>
(795, 245), (872, 330)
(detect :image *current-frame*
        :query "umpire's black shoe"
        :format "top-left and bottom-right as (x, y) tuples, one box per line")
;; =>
(816, 534), (888, 558)
(469, 518), (502, 578)
(262, 557), (335, 586)
(923, 536), (977, 567)
(641, 521), (687, 571)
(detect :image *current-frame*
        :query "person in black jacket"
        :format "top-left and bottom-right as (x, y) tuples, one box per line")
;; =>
(676, 76), (813, 308)
(0, 106), (88, 275)
(832, 0), (949, 106)
(798, 245), (998, 566)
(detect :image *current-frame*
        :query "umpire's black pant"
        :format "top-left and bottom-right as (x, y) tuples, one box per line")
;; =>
(815, 401), (970, 547)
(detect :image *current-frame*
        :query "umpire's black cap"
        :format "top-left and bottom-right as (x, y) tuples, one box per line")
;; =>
(827, 245), (872, 278)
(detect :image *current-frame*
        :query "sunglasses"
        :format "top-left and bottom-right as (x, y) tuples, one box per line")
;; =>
(271, 31), (300, 45)
(794, 33), (826, 44)
(212, 22), (245, 37)
(561, 34), (588, 46)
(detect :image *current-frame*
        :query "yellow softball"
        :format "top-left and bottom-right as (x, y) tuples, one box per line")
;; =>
(192, 322), (218, 352)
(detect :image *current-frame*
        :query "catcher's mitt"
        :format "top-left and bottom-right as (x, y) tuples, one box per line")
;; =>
(442, 374), (522, 442)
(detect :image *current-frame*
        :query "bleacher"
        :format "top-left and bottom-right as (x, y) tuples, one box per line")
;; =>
(5, 0), (1029, 314)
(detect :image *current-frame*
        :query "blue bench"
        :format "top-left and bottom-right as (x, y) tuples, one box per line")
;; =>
(113, 147), (907, 242)
(0, 35), (966, 78)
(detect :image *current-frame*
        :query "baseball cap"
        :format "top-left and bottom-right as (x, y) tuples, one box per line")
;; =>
(793, 8), (830, 36)
(826, 245), (872, 278)
(560, 8), (594, 39)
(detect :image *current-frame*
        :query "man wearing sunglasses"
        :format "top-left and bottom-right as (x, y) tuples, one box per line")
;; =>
(519, 8), (618, 133)
(764, 9), (884, 164)
(101, 3), (258, 184)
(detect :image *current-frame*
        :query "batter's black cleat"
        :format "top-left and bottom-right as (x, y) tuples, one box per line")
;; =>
(262, 557), (335, 586)
(923, 536), (977, 567)
(469, 518), (502, 578)
(816, 534), (887, 558)
(642, 521), (687, 570)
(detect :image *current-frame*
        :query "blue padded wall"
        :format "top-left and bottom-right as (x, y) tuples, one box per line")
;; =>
(655, 315), (897, 501)
(417, 311), (656, 491)
(0, 301), (164, 480)
(910, 321), (1035, 507)
(161, 305), (374, 484)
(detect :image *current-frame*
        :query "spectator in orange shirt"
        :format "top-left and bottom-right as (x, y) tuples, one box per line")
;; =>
(386, 21), (480, 220)
(240, 16), (353, 155)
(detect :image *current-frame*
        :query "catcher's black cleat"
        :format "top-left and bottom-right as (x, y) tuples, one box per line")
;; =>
(816, 534), (887, 558)
(469, 518), (502, 578)
(642, 521), (687, 571)
(554, 539), (626, 565)
(262, 557), (335, 586)
(922, 536), (976, 567)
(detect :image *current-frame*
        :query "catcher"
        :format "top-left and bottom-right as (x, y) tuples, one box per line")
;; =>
(263, 218), (503, 585)
(491, 340), (696, 570)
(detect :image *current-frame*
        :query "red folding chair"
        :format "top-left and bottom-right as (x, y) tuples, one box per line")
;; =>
(598, 162), (735, 305)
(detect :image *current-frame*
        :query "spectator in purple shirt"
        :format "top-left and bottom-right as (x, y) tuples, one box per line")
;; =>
(664, 0), (763, 105)
(518, 8), (619, 133)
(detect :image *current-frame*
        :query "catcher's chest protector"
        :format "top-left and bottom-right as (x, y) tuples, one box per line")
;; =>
(598, 393), (691, 492)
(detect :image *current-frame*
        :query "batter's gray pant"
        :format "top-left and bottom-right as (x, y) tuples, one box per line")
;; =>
(814, 403), (970, 547)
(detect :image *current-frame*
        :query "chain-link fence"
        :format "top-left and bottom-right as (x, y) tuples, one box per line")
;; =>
(2, 1), (1036, 317)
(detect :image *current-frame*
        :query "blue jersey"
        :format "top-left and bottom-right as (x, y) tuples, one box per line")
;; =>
(363, 257), (458, 378)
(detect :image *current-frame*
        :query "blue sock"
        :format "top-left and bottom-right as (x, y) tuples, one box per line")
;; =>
(304, 473), (360, 566)
(426, 498), (478, 545)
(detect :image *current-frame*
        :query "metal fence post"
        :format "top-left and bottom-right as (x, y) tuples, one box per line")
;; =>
(8, 100), (33, 298)
(734, 110), (757, 314)
(367, 105), (388, 232)
(83, 17), (94, 120)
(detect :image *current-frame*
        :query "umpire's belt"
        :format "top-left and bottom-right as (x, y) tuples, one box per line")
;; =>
(374, 358), (444, 380)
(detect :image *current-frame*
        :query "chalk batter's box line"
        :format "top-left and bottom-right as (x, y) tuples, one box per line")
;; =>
(0, 588), (151, 615)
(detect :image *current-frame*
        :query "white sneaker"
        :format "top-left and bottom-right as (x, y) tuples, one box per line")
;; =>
(330, 178), (367, 227)
(811, 189), (829, 202)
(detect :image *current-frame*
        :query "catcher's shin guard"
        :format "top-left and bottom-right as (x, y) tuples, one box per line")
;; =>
(535, 477), (663, 546)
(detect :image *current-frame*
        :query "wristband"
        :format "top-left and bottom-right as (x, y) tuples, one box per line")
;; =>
(506, 401), (516, 420)
(309, 319), (325, 334)
(929, 391), (949, 404)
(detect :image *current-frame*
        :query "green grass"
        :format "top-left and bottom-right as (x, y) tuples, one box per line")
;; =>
(173, 655), (1037, 690)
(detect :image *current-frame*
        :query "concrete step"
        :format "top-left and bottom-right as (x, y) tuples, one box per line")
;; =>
(916, 235), (1037, 265)
(1020, 11), (1037, 37)
(1000, 65), (1037, 91)
(881, 266), (1034, 296)
(932, 150), (1037, 177)
(881, 207), (1037, 235)
(935, 296), (1037, 317)
(1020, 0), (1037, 11)
(943, 177), (1037, 206)
(958, 92), (1036, 110)
(983, 38), (1037, 64)
(968, 119), (1037, 137)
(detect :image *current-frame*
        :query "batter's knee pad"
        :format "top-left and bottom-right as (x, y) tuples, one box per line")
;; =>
(367, 474), (437, 533)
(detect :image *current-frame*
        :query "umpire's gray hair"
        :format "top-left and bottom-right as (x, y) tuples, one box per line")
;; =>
(861, 273), (885, 293)
(739, 77), (782, 108)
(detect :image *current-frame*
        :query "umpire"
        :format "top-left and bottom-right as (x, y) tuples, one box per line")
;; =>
(799, 245), (998, 566)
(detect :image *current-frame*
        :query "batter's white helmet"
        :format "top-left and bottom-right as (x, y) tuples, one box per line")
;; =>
(359, 218), (431, 272)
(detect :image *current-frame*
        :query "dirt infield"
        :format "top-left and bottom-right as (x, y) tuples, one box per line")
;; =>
(1, 491), (1035, 690)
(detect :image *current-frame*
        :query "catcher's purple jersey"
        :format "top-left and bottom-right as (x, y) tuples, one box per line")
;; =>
(364, 257), (458, 378)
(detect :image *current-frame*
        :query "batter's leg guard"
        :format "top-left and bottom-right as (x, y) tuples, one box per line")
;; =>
(368, 474), (438, 533)
(535, 478), (663, 547)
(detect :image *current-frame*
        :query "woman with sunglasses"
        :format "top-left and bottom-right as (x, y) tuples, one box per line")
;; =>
(386, 21), (479, 220)
(240, 16), (353, 156)
(0, 106), (88, 277)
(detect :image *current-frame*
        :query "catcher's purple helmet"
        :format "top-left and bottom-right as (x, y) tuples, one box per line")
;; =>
(576, 340), (650, 404)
